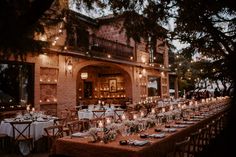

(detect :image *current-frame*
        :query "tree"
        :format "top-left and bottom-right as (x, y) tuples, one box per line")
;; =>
(73, 0), (235, 91)
(0, 0), (55, 60)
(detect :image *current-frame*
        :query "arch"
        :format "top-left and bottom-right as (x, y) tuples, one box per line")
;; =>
(74, 60), (133, 106)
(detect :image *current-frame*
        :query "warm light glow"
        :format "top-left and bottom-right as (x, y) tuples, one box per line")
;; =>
(130, 56), (133, 60)
(151, 108), (155, 114)
(98, 121), (103, 128)
(162, 108), (165, 113)
(139, 72), (142, 78)
(81, 72), (88, 79)
(122, 114), (126, 120)
(142, 69), (146, 76)
(161, 72), (165, 77)
(107, 54), (111, 58)
(140, 111), (144, 117)
(106, 118), (111, 124)
(26, 106), (30, 112)
(141, 56), (146, 63)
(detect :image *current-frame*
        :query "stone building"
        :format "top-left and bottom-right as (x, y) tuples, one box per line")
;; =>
(0, 1), (174, 116)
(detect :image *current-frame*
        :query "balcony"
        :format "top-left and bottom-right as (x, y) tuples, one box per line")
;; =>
(89, 35), (134, 61)
(67, 33), (134, 62)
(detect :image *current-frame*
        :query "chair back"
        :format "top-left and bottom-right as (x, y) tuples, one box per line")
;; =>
(67, 120), (83, 135)
(92, 110), (106, 119)
(54, 118), (67, 126)
(10, 121), (32, 141)
(174, 136), (191, 157)
(114, 109), (125, 122)
(44, 125), (63, 139)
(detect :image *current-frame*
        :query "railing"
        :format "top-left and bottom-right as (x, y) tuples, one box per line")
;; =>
(89, 35), (134, 61)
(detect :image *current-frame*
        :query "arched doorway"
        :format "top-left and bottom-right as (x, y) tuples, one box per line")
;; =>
(76, 64), (132, 106)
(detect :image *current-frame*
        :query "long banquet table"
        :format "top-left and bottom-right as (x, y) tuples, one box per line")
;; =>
(52, 102), (229, 157)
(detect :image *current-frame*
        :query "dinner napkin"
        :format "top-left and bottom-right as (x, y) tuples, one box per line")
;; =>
(37, 117), (45, 122)
(132, 140), (149, 146)
(71, 132), (88, 137)
(172, 124), (187, 128)
(162, 128), (177, 132)
(149, 133), (165, 138)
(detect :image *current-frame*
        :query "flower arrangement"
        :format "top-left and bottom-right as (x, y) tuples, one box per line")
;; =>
(103, 128), (117, 144)
(88, 127), (99, 142)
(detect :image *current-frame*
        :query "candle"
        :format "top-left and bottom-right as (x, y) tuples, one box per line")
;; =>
(98, 100), (101, 104)
(26, 106), (30, 112)
(32, 107), (35, 112)
(106, 118), (111, 124)
(162, 108), (165, 113)
(133, 114), (137, 120)
(178, 103), (181, 108)
(151, 108), (155, 114)
(140, 111), (144, 117)
(121, 114), (126, 120)
(189, 101), (193, 106)
(98, 121), (103, 128)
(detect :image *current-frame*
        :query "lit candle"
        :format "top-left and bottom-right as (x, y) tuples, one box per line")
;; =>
(98, 121), (103, 128)
(151, 108), (155, 114)
(178, 103), (181, 108)
(98, 100), (101, 104)
(121, 114), (126, 120)
(26, 106), (30, 112)
(106, 118), (111, 124)
(162, 108), (165, 113)
(133, 114), (137, 120)
(189, 101), (193, 106)
(32, 107), (35, 112)
(201, 99), (205, 103)
(140, 111), (144, 117)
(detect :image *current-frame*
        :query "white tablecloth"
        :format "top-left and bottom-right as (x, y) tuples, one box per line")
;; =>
(0, 119), (54, 141)
(78, 109), (124, 120)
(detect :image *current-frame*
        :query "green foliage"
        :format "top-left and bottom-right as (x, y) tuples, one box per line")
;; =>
(0, 0), (54, 60)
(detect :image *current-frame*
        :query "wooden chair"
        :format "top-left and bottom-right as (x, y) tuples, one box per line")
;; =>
(53, 118), (70, 136)
(67, 120), (83, 135)
(69, 109), (78, 121)
(10, 121), (34, 156)
(114, 109), (125, 122)
(92, 110), (106, 119)
(44, 125), (63, 152)
(188, 130), (201, 156)
(0, 133), (9, 151)
(173, 137), (191, 157)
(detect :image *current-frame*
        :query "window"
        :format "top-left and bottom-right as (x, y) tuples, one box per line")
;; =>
(147, 76), (161, 96)
(0, 61), (34, 111)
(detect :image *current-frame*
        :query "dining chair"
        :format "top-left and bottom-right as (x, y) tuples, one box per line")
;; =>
(67, 120), (83, 135)
(92, 110), (106, 119)
(10, 121), (34, 156)
(53, 118), (70, 136)
(0, 133), (9, 151)
(44, 125), (63, 152)
(173, 136), (191, 157)
(113, 109), (125, 122)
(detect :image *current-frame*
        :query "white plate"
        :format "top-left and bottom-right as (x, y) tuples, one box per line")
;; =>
(133, 140), (149, 146)
(149, 133), (165, 138)
(71, 132), (88, 137)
